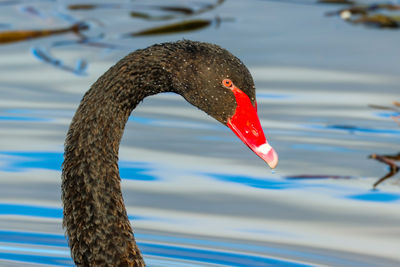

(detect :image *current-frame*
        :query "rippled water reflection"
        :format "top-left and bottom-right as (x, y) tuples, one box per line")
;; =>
(1, 0), (400, 266)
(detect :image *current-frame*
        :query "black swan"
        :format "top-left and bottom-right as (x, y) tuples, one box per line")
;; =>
(62, 40), (278, 266)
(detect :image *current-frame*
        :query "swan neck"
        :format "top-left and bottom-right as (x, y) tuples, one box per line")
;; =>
(61, 54), (167, 266)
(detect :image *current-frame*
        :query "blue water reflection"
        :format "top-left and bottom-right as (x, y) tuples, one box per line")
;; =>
(0, 152), (61, 172)
(0, 151), (157, 181)
(347, 192), (400, 202)
(140, 243), (311, 267)
(209, 173), (400, 203)
(0, 230), (67, 248)
(291, 143), (356, 153)
(0, 116), (49, 122)
(210, 173), (298, 190)
(374, 112), (400, 118)
(256, 93), (290, 99)
(0, 231), (72, 266)
(0, 230), (311, 267)
(0, 202), (145, 226)
(2, 151), (399, 204)
(0, 252), (72, 267)
(0, 109), (51, 122)
(308, 124), (400, 136)
(0, 203), (62, 219)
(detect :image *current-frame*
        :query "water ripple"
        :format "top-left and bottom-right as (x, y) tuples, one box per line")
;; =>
(346, 192), (400, 202)
(209, 174), (299, 190)
(0, 203), (145, 221)
(308, 124), (400, 136)
(0, 151), (157, 181)
(0, 230), (311, 267)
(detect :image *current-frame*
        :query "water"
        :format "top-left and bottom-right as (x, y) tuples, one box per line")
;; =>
(1, 0), (400, 266)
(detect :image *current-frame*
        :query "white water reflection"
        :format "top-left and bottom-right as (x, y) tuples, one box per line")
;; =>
(252, 67), (400, 85)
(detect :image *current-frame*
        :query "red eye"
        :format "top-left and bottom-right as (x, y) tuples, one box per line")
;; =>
(222, 79), (233, 88)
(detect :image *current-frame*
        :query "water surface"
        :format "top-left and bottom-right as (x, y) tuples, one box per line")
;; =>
(0, 0), (399, 266)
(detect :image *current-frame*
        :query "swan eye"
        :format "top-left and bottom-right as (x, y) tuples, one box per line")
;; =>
(222, 79), (233, 88)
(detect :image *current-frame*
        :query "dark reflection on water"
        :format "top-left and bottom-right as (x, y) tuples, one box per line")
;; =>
(0, 0), (228, 75)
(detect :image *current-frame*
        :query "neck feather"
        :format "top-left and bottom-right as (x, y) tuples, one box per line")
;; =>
(62, 51), (173, 266)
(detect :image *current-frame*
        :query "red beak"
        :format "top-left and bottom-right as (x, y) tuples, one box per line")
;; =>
(227, 85), (278, 169)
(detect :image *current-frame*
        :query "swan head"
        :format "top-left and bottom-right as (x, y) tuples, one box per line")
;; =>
(169, 41), (278, 169)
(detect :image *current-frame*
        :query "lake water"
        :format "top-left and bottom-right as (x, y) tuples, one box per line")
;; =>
(0, 0), (399, 266)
